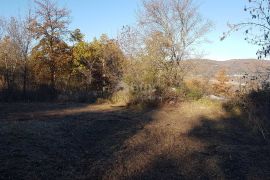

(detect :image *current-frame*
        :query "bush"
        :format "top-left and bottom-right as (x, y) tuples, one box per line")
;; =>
(224, 89), (270, 140)
(110, 90), (130, 104)
(185, 78), (208, 100)
(186, 89), (203, 100)
(244, 90), (270, 139)
(125, 79), (207, 106)
(212, 69), (232, 97)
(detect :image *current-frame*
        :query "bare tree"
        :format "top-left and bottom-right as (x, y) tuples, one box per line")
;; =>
(117, 26), (145, 60)
(118, 0), (212, 104)
(0, 18), (5, 40)
(0, 36), (21, 91)
(6, 13), (34, 96)
(222, 0), (270, 59)
(139, 0), (212, 61)
(137, 0), (212, 86)
(0, 18), (23, 92)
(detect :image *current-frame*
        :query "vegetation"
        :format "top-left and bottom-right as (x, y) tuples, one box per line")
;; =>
(212, 69), (232, 97)
(119, 0), (212, 105)
(221, 0), (270, 141)
(0, 0), (125, 102)
(0, 0), (212, 104)
(0, 0), (270, 179)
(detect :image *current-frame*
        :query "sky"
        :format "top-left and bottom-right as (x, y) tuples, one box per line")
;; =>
(0, 0), (260, 60)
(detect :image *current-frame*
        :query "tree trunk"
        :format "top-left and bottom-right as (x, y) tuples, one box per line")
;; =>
(23, 63), (27, 97)
(50, 70), (56, 90)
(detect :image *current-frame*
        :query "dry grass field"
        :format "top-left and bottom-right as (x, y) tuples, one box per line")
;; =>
(0, 100), (270, 179)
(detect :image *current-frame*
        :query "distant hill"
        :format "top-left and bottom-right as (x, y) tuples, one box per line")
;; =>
(190, 59), (270, 77)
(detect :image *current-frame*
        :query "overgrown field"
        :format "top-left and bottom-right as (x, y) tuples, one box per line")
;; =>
(0, 100), (269, 179)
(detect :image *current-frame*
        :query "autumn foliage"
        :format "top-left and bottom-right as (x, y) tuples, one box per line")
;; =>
(0, 0), (125, 101)
(212, 69), (232, 97)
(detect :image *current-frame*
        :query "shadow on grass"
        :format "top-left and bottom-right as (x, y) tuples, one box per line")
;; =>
(187, 115), (270, 179)
(0, 103), (89, 116)
(130, 111), (270, 179)
(0, 103), (154, 179)
(1, 101), (270, 179)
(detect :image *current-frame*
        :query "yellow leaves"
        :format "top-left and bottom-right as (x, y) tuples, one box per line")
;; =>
(73, 41), (91, 62)
(71, 35), (125, 90)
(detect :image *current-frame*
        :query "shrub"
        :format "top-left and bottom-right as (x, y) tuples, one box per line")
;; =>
(186, 89), (203, 100)
(244, 90), (270, 139)
(110, 90), (130, 104)
(185, 78), (209, 100)
(224, 88), (270, 140)
(212, 69), (232, 97)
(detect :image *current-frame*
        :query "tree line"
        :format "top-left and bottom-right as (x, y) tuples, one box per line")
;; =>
(0, 0), (216, 103)
(0, 0), (125, 101)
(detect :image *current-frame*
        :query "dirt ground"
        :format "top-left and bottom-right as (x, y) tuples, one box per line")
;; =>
(0, 101), (270, 179)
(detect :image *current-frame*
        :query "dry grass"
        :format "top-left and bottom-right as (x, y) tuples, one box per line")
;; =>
(103, 100), (226, 179)
(0, 100), (269, 179)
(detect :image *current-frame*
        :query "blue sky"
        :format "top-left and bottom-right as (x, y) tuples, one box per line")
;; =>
(0, 0), (259, 60)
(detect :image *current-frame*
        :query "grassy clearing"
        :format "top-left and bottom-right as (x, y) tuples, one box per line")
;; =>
(0, 100), (269, 179)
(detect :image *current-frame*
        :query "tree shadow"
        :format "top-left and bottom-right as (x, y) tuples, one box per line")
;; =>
(125, 95), (270, 179)
(0, 102), (90, 114)
(0, 103), (154, 179)
(2, 101), (270, 179)
(130, 113), (270, 179)
(187, 115), (270, 179)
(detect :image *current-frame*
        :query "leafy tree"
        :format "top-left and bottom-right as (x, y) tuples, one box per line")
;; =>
(72, 35), (125, 94)
(30, 0), (70, 90)
(31, 38), (72, 88)
(0, 0), (126, 101)
(70, 28), (85, 43)
(71, 40), (93, 92)
(212, 69), (232, 97)
(100, 35), (125, 92)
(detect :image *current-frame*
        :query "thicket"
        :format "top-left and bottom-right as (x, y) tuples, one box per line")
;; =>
(222, 71), (270, 140)
(0, 0), (213, 104)
(116, 0), (212, 106)
(0, 0), (125, 102)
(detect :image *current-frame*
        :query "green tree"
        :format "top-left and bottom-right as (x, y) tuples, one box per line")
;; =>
(70, 29), (84, 43)
(100, 35), (125, 93)
(72, 35), (125, 94)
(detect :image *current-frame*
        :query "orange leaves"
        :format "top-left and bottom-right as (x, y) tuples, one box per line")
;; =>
(212, 69), (232, 97)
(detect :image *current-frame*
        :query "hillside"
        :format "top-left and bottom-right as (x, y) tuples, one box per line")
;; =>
(190, 59), (270, 77)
